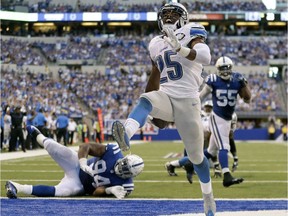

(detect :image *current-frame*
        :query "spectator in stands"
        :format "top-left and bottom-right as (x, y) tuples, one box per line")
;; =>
(281, 121), (287, 141)
(24, 110), (38, 150)
(33, 108), (47, 136)
(82, 121), (89, 143)
(268, 120), (276, 140)
(3, 106), (11, 150)
(92, 118), (102, 144)
(56, 113), (69, 146)
(67, 118), (77, 145)
(9, 106), (26, 152)
(0, 107), (4, 150)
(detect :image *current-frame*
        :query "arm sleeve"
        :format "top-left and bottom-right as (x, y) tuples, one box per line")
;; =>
(193, 43), (211, 65)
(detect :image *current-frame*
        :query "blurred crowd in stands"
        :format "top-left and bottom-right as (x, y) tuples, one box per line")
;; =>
(1, 36), (287, 66)
(1, 63), (286, 124)
(1, 63), (287, 152)
(1, 62), (287, 152)
(2, 0), (281, 13)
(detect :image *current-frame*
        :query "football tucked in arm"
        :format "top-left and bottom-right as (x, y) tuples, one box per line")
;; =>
(150, 118), (170, 129)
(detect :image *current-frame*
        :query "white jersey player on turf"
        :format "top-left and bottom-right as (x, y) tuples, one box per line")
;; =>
(111, 2), (216, 216)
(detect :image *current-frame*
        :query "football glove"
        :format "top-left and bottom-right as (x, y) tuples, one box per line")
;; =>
(235, 73), (248, 87)
(163, 27), (181, 52)
(105, 186), (126, 199)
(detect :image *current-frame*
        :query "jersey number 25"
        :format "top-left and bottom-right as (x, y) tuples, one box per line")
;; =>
(156, 51), (183, 84)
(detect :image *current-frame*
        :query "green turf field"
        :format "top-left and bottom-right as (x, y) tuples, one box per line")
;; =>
(1, 141), (287, 199)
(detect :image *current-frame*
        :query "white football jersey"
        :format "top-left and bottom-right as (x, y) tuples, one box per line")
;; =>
(148, 23), (210, 98)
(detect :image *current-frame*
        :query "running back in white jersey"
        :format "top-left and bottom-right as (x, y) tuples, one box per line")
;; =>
(148, 23), (210, 98)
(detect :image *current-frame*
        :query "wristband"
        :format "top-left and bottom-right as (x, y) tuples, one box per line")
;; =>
(79, 158), (87, 167)
(105, 187), (112, 194)
(177, 46), (190, 57)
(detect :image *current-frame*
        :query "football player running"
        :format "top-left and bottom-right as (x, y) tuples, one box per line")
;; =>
(111, 2), (216, 215)
(200, 56), (251, 187)
(5, 125), (144, 199)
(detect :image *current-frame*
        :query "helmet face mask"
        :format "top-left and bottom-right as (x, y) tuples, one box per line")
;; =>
(215, 56), (233, 80)
(114, 154), (144, 179)
(158, 2), (188, 31)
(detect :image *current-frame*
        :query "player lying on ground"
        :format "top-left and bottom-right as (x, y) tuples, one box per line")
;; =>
(5, 125), (144, 199)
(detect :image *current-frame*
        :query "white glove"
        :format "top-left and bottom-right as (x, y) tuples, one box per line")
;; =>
(79, 158), (94, 177)
(105, 186), (126, 199)
(163, 27), (181, 51)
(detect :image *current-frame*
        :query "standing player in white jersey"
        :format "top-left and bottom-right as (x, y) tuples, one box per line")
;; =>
(111, 2), (216, 215)
(200, 56), (251, 187)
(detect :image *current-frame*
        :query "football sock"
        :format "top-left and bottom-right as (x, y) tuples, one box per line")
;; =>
(125, 118), (140, 139)
(36, 134), (46, 148)
(193, 157), (210, 183)
(128, 97), (152, 127)
(219, 149), (229, 173)
(229, 138), (237, 156)
(178, 156), (189, 167)
(32, 185), (56, 197)
(194, 157), (212, 194)
(170, 160), (180, 167)
(11, 181), (33, 195)
(204, 149), (213, 160)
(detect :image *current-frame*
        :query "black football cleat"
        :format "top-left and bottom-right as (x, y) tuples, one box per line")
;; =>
(165, 162), (177, 176)
(5, 181), (18, 199)
(186, 172), (193, 184)
(223, 172), (244, 187)
(111, 121), (130, 151)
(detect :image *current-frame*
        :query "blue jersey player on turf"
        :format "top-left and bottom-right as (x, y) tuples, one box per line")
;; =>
(5, 125), (144, 199)
(200, 56), (251, 187)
